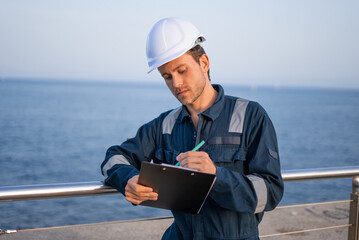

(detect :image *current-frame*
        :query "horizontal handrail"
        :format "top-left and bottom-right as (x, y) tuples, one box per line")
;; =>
(1, 166), (358, 202)
(282, 166), (359, 182)
(0, 181), (118, 202)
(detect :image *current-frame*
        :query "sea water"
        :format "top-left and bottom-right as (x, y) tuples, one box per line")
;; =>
(0, 79), (358, 229)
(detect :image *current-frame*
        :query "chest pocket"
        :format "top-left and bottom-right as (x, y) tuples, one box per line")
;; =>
(206, 136), (246, 173)
(154, 148), (179, 165)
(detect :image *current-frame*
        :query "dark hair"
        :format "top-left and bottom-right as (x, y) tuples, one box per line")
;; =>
(187, 44), (211, 81)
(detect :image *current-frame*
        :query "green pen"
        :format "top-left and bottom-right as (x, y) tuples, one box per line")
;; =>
(175, 140), (205, 166)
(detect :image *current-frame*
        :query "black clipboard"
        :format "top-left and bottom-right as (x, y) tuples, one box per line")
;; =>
(138, 161), (216, 214)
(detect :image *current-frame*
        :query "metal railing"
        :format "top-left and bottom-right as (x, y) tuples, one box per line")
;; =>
(0, 166), (358, 239)
(0, 181), (118, 202)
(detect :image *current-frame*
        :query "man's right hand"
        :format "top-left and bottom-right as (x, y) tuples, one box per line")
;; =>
(124, 175), (158, 205)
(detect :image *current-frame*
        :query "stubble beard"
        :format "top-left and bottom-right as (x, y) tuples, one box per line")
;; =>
(176, 78), (206, 106)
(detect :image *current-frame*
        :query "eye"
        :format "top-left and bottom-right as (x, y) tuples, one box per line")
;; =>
(178, 67), (187, 74)
(162, 74), (172, 81)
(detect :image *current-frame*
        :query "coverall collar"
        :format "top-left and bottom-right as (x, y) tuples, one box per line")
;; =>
(179, 84), (225, 122)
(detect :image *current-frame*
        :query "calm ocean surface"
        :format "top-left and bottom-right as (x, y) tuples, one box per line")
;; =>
(0, 79), (358, 230)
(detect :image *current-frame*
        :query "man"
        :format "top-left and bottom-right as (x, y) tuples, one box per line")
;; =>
(101, 17), (284, 240)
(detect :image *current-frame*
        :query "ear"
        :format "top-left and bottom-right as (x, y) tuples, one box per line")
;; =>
(199, 54), (210, 74)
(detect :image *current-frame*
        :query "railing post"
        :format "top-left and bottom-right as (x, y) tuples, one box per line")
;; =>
(348, 176), (359, 240)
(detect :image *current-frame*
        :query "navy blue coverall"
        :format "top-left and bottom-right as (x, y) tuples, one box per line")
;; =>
(101, 84), (284, 240)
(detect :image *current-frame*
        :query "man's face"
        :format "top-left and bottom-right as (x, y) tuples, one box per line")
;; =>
(158, 53), (209, 106)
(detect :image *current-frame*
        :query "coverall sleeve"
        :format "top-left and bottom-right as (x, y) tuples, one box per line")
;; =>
(210, 103), (284, 214)
(100, 119), (158, 195)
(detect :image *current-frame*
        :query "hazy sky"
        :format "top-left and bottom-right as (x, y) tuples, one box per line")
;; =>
(0, 0), (358, 89)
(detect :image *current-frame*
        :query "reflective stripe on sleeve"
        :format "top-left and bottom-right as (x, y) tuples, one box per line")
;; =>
(247, 175), (268, 213)
(162, 107), (182, 134)
(102, 155), (130, 178)
(228, 99), (249, 133)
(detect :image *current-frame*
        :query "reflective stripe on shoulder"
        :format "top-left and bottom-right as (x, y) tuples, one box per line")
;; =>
(102, 155), (130, 178)
(162, 107), (182, 134)
(247, 175), (268, 213)
(228, 98), (249, 133)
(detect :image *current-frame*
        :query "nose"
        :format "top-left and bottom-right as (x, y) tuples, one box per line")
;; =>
(172, 75), (183, 88)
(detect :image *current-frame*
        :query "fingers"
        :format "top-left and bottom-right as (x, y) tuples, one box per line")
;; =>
(125, 190), (158, 205)
(125, 175), (158, 205)
(176, 151), (217, 174)
(176, 151), (206, 161)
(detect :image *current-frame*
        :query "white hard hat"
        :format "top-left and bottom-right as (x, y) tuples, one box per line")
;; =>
(146, 17), (206, 73)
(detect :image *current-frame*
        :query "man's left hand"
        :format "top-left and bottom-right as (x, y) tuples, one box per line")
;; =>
(176, 151), (217, 174)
